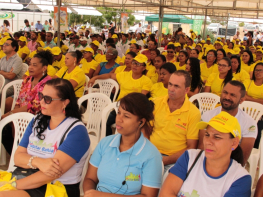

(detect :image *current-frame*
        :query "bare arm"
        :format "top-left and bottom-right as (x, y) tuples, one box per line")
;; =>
(93, 65), (102, 77)
(87, 69), (95, 79)
(245, 94), (263, 105)
(159, 173), (183, 197)
(162, 139), (198, 165)
(83, 164), (159, 197)
(21, 53), (27, 61)
(187, 87), (200, 98)
(240, 138), (255, 165)
(203, 86), (211, 93)
(88, 73), (117, 87)
(255, 174), (263, 197)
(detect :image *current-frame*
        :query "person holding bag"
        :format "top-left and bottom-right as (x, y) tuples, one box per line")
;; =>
(0, 78), (90, 197)
(159, 111), (251, 197)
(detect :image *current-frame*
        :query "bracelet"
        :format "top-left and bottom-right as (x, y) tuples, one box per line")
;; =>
(27, 156), (38, 169)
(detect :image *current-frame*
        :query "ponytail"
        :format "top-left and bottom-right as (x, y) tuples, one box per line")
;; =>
(231, 145), (244, 166)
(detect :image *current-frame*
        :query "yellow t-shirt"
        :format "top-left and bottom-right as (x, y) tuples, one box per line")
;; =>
(52, 55), (66, 71)
(205, 73), (235, 96)
(116, 71), (153, 101)
(56, 66), (85, 98)
(94, 53), (103, 63)
(28, 50), (37, 59)
(120, 56), (126, 64)
(191, 33), (196, 40)
(18, 46), (30, 62)
(150, 95), (201, 156)
(114, 65), (129, 74)
(174, 62), (186, 71)
(200, 62), (218, 82)
(100, 55), (122, 64)
(241, 62), (254, 74)
(146, 64), (158, 84)
(150, 82), (167, 100)
(247, 80), (263, 99)
(167, 57), (177, 64)
(249, 61), (263, 73)
(0, 50), (6, 59)
(81, 59), (99, 74)
(198, 52), (204, 60)
(25, 65), (56, 77)
(233, 69), (250, 90)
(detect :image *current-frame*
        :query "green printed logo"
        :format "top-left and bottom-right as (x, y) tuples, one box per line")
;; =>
(125, 173), (141, 181)
(249, 125), (256, 132)
(179, 190), (200, 197)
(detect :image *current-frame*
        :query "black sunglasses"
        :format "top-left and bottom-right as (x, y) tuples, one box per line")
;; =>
(38, 92), (62, 104)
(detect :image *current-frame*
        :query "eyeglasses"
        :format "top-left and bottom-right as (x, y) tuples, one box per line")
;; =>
(3, 43), (10, 46)
(218, 63), (229, 68)
(207, 54), (214, 57)
(132, 61), (143, 67)
(167, 51), (174, 53)
(38, 92), (62, 104)
(255, 69), (263, 73)
(106, 53), (114, 56)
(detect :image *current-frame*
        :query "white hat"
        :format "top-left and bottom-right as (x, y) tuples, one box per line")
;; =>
(80, 37), (88, 42)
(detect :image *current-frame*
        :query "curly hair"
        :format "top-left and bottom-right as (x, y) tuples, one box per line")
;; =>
(188, 57), (202, 92)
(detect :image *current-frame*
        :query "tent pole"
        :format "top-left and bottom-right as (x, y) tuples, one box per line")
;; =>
(158, 1), (163, 47)
(57, 0), (61, 47)
(203, 9), (207, 40)
(225, 13), (229, 39)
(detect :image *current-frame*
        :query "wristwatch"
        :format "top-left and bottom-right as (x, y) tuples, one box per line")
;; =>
(11, 181), (17, 188)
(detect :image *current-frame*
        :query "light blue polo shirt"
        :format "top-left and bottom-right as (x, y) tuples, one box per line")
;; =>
(90, 132), (162, 195)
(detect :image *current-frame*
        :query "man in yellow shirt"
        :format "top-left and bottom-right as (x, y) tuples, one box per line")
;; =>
(150, 70), (201, 172)
(51, 47), (66, 71)
(17, 36), (30, 62)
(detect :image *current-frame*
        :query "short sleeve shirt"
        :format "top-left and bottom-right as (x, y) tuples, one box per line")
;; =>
(200, 62), (218, 82)
(17, 46), (30, 62)
(52, 55), (66, 71)
(150, 95), (201, 156)
(233, 69), (250, 90)
(116, 71), (153, 100)
(174, 62), (186, 71)
(81, 59), (99, 74)
(89, 133), (163, 195)
(202, 107), (257, 140)
(150, 82), (168, 100)
(247, 80), (263, 99)
(56, 66), (86, 98)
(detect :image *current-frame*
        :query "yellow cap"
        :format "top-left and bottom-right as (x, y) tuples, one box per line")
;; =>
(197, 111), (241, 139)
(121, 31), (124, 33)
(256, 46), (262, 50)
(68, 32), (72, 35)
(241, 41), (243, 43)
(44, 47), (52, 51)
(133, 54), (148, 64)
(65, 30), (69, 33)
(190, 29), (193, 32)
(204, 44), (208, 48)
(129, 40), (137, 44)
(54, 37), (61, 44)
(3, 32), (9, 36)
(227, 49), (236, 54)
(201, 40), (205, 44)
(19, 36), (27, 42)
(0, 37), (8, 45)
(207, 38), (211, 41)
(217, 42), (223, 46)
(149, 32), (152, 35)
(174, 43), (181, 47)
(112, 34), (118, 39)
(239, 46), (245, 49)
(168, 42), (174, 45)
(217, 37), (221, 40)
(91, 40), (100, 47)
(196, 43), (202, 48)
(236, 39), (240, 42)
(249, 46), (256, 49)
(256, 49), (263, 53)
(51, 47), (62, 55)
(186, 46), (193, 49)
(82, 47), (94, 55)
(37, 41), (45, 47)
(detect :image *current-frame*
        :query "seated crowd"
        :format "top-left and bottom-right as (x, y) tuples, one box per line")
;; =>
(0, 26), (262, 197)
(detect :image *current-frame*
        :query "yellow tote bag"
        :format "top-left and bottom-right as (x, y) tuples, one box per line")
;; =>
(0, 174), (16, 192)
(45, 181), (68, 197)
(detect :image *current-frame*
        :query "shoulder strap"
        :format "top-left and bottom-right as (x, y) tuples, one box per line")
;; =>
(61, 69), (68, 79)
(59, 120), (80, 146)
(184, 150), (203, 181)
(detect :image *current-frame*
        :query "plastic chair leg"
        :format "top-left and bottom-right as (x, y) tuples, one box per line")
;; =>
(0, 145), (6, 166)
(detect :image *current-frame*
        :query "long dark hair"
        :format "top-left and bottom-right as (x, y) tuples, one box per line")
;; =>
(230, 134), (244, 166)
(118, 92), (154, 139)
(220, 57), (233, 87)
(3, 20), (10, 27)
(230, 55), (241, 74)
(252, 62), (263, 81)
(33, 78), (81, 140)
(217, 49), (226, 58)
(189, 57), (202, 92)
(243, 50), (254, 66)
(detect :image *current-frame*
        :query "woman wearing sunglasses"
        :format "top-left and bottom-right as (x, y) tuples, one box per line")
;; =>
(54, 51), (86, 98)
(88, 54), (152, 136)
(1, 78), (90, 197)
(92, 48), (120, 76)
(166, 44), (177, 64)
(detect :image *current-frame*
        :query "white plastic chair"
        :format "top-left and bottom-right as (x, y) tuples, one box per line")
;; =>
(162, 165), (173, 184)
(189, 93), (220, 115)
(0, 79), (23, 116)
(0, 74), (5, 94)
(0, 112), (34, 168)
(21, 63), (28, 76)
(90, 79), (119, 102)
(78, 93), (112, 153)
(101, 102), (118, 140)
(79, 148), (92, 196)
(239, 101), (263, 187)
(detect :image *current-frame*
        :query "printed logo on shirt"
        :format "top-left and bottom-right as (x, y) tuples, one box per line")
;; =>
(249, 125), (256, 132)
(28, 140), (58, 155)
(178, 189), (200, 197)
(125, 172), (141, 181)
(175, 119), (187, 130)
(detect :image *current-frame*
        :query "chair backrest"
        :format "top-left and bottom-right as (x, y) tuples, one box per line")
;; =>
(21, 63), (28, 76)
(101, 102), (118, 140)
(239, 101), (263, 122)
(79, 148), (92, 196)
(189, 93), (220, 115)
(0, 112), (35, 172)
(78, 93), (112, 143)
(0, 74), (5, 94)
(83, 75), (90, 94)
(91, 79), (119, 102)
(0, 79), (23, 115)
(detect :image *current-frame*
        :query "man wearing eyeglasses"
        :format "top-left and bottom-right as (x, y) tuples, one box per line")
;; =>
(0, 38), (23, 97)
(141, 40), (157, 61)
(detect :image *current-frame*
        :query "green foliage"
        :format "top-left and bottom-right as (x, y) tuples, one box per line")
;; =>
(50, 11), (54, 19)
(200, 28), (216, 43)
(239, 22), (245, 27)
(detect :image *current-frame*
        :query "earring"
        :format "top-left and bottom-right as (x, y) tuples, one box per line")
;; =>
(231, 148), (234, 151)
(74, 62), (76, 66)
(63, 108), (65, 114)
(42, 71), (45, 76)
